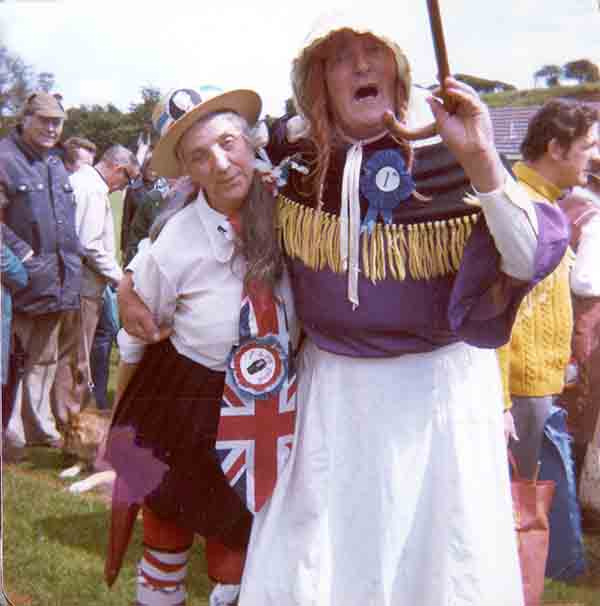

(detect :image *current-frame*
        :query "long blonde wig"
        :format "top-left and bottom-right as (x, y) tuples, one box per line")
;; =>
(291, 24), (414, 204)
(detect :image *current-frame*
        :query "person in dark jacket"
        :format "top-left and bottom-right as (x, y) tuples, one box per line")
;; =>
(120, 152), (169, 262)
(123, 152), (171, 265)
(0, 91), (83, 451)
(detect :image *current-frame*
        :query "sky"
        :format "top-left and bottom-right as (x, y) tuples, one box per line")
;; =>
(1, 0), (599, 119)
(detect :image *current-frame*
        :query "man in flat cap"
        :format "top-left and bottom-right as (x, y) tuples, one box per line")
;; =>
(0, 91), (83, 455)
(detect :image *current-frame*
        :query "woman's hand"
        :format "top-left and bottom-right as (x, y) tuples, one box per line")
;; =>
(427, 77), (504, 193)
(384, 77), (504, 193)
(118, 272), (172, 343)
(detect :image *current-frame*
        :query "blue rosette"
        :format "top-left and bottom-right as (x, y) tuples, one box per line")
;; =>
(360, 149), (415, 233)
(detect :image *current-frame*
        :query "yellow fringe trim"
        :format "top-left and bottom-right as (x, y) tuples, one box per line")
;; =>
(277, 194), (479, 283)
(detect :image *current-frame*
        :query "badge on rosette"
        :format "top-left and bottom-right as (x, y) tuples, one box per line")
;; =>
(360, 149), (416, 233)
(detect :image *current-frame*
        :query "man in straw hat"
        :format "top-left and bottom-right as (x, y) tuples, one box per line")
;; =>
(119, 11), (570, 606)
(102, 86), (297, 606)
(0, 92), (82, 455)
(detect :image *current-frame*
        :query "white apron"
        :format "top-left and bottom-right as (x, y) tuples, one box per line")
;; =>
(239, 339), (523, 606)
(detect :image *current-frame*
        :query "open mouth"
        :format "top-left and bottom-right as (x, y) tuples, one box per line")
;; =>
(354, 85), (379, 102)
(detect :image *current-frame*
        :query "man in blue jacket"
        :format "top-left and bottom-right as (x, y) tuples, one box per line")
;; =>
(0, 92), (83, 453)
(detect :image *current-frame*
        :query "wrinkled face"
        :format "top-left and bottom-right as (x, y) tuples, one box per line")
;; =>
(22, 113), (64, 152)
(323, 31), (398, 140)
(109, 162), (140, 193)
(177, 113), (255, 215)
(555, 123), (599, 189)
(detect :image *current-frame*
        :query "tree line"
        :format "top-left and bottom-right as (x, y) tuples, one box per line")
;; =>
(0, 44), (55, 119)
(0, 43), (160, 156)
(534, 59), (600, 88)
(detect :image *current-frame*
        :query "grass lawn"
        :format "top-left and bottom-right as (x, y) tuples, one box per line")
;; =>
(2, 449), (213, 606)
(3, 446), (600, 605)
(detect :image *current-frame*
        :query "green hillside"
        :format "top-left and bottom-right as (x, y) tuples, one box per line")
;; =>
(483, 82), (600, 107)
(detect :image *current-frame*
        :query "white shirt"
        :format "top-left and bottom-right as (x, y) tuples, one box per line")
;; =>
(573, 185), (600, 207)
(70, 164), (123, 298)
(119, 191), (297, 370)
(571, 210), (600, 297)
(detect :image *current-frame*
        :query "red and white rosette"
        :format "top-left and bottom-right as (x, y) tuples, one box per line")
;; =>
(228, 336), (288, 400)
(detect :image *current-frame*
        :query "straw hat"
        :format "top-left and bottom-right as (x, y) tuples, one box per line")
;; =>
(291, 10), (412, 122)
(151, 86), (262, 178)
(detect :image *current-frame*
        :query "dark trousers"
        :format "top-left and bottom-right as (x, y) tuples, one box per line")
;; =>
(90, 287), (119, 409)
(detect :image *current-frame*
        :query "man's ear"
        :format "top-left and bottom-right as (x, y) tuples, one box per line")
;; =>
(548, 138), (567, 162)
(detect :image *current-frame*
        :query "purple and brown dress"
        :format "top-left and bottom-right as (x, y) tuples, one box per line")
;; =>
(239, 121), (569, 606)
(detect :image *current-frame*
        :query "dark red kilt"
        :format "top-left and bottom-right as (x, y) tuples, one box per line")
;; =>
(104, 338), (252, 548)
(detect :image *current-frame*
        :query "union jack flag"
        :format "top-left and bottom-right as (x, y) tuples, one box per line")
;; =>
(216, 292), (297, 514)
(216, 374), (297, 513)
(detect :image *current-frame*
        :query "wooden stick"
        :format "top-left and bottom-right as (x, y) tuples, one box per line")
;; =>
(426, 0), (457, 113)
(383, 0), (456, 141)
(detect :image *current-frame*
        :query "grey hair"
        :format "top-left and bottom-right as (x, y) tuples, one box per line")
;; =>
(101, 144), (139, 169)
(237, 173), (283, 292)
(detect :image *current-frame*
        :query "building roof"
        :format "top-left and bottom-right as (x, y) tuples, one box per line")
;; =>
(490, 101), (600, 160)
(489, 106), (539, 160)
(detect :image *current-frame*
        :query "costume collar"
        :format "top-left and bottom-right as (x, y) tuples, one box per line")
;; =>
(193, 190), (235, 263)
(513, 161), (563, 203)
(335, 129), (388, 148)
(336, 129), (406, 308)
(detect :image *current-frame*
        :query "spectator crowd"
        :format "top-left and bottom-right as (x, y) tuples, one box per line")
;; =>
(0, 91), (172, 461)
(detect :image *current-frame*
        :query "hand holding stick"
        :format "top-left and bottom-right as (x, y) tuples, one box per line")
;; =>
(386, 0), (504, 192)
(384, 0), (454, 141)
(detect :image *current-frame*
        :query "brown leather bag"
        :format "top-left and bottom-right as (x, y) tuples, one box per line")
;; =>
(509, 451), (556, 606)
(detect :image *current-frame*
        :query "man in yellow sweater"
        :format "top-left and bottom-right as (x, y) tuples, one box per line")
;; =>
(500, 99), (599, 479)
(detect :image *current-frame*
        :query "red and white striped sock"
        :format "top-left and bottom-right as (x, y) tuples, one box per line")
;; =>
(136, 545), (190, 606)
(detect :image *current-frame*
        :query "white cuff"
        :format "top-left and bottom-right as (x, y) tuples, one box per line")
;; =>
(473, 171), (538, 280)
(116, 328), (146, 364)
